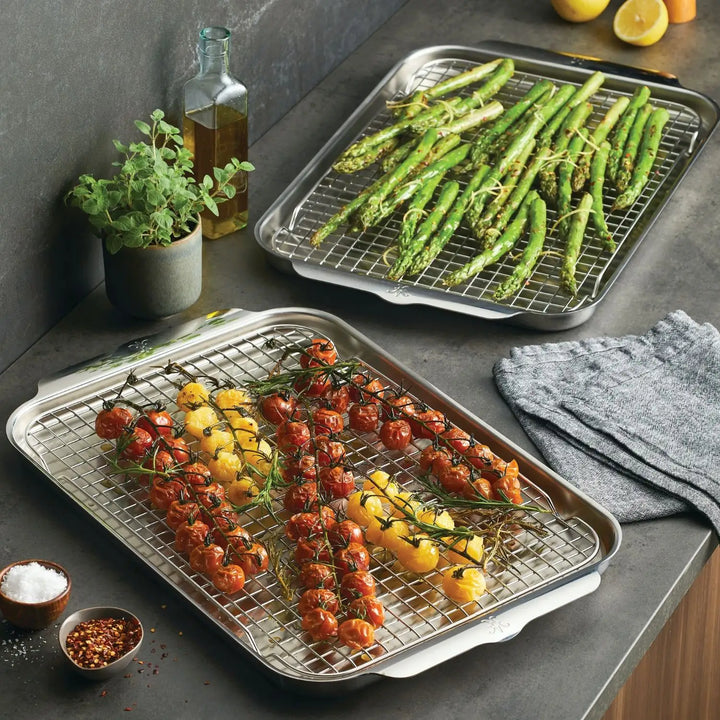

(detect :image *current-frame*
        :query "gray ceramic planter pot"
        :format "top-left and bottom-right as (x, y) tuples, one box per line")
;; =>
(103, 221), (202, 320)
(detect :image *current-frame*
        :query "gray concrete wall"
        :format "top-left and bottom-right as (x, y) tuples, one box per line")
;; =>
(0, 0), (406, 372)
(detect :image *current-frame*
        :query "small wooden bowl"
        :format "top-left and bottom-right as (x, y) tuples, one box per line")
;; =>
(59, 607), (144, 680)
(0, 559), (71, 630)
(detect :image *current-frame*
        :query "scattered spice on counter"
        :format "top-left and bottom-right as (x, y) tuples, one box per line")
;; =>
(0, 562), (67, 603)
(1, 627), (48, 668)
(65, 617), (142, 669)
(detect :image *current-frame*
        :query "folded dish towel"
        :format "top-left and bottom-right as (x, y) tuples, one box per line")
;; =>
(493, 310), (720, 535)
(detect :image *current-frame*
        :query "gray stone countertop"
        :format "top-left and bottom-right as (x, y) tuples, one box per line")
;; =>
(2, 1), (718, 718)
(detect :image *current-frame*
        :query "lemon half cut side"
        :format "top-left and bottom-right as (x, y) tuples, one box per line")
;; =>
(613, 0), (669, 46)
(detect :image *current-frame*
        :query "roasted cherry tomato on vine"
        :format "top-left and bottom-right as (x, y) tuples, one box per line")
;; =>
(165, 499), (200, 531)
(300, 338), (338, 368)
(283, 481), (319, 515)
(347, 595), (385, 628)
(464, 441), (494, 470)
(339, 570), (376, 600)
(313, 435), (346, 467)
(312, 407), (344, 436)
(189, 542), (225, 575)
(142, 449), (176, 476)
(338, 618), (375, 649)
(318, 465), (356, 499)
(301, 607), (339, 642)
(281, 454), (317, 484)
(442, 565), (486, 604)
(298, 562), (336, 590)
(260, 392), (298, 425)
(232, 542), (269, 576)
(119, 426), (154, 462)
(346, 490), (385, 528)
(396, 534), (440, 574)
(297, 588), (340, 616)
(349, 374), (385, 404)
(333, 543), (371, 575)
(322, 384), (351, 414)
(276, 420), (311, 453)
(437, 460), (472, 495)
(492, 474), (523, 505)
(294, 371), (331, 398)
(194, 481), (226, 509)
(462, 476), (493, 500)
(181, 461), (212, 487)
(216, 524), (253, 552)
(440, 427), (472, 455)
(411, 408), (447, 440)
(161, 436), (192, 465)
(211, 519), (249, 548)
(176, 381), (209, 413)
(379, 418), (413, 451)
(95, 406), (133, 440)
(445, 534), (484, 565)
(327, 519), (365, 549)
(381, 394), (417, 422)
(174, 518), (211, 554)
(149, 475), (187, 512)
(211, 563), (246, 594)
(285, 509), (336, 541)
(294, 537), (333, 565)
(430, 448), (454, 480)
(198, 501), (236, 528)
(136, 409), (174, 439)
(418, 445), (450, 474)
(348, 403), (380, 433)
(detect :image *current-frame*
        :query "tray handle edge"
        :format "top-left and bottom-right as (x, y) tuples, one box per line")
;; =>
(375, 571), (602, 680)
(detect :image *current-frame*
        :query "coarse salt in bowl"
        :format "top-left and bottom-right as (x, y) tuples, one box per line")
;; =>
(0, 559), (71, 630)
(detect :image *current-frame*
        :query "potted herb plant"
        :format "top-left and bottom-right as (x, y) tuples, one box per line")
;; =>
(67, 109), (254, 319)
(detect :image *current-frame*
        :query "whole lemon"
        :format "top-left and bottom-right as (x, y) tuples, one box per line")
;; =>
(551, 0), (611, 22)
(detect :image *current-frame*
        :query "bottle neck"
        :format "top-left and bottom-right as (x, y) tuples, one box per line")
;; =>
(197, 26), (231, 77)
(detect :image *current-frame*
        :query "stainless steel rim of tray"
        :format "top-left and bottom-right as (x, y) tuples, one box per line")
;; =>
(7, 308), (621, 691)
(255, 41), (719, 331)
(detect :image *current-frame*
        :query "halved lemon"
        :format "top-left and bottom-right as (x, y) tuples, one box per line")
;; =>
(613, 0), (669, 46)
(551, 0), (611, 22)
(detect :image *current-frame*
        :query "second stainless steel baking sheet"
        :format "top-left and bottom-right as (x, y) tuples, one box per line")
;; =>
(255, 42), (718, 330)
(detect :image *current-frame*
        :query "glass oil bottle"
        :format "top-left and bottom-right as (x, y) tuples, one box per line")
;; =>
(183, 27), (249, 239)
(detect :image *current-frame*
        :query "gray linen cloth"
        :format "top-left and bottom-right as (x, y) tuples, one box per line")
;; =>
(493, 310), (720, 534)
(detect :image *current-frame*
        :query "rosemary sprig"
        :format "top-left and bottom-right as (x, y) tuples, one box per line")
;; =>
(231, 448), (286, 522)
(414, 471), (550, 515)
(245, 359), (362, 398)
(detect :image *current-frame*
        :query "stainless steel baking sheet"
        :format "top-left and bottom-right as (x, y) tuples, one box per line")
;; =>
(255, 41), (719, 330)
(7, 308), (621, 691)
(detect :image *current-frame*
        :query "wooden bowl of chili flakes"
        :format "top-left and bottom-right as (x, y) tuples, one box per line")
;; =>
(58, 606), (143, 680)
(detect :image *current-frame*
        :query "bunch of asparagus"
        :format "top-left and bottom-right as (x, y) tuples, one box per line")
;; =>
(310, 58), (670, 299)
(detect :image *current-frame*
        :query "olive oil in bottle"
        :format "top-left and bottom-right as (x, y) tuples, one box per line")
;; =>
(183, 27), (249, 239)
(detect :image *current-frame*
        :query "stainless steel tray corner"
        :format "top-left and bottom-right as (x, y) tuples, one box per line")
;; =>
(255, 42), (719, 331)
(7, 307), (621, 692)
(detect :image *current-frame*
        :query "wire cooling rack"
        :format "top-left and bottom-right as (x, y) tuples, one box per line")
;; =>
(11, 314), (606, 684)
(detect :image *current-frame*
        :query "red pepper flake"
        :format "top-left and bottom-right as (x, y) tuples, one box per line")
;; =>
(65, 617), (142, 669)
(99, 690), (108, 697)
